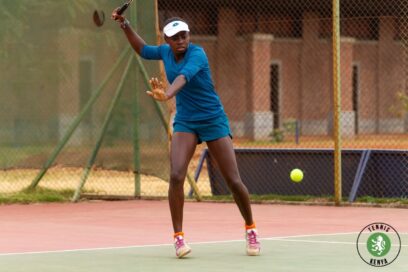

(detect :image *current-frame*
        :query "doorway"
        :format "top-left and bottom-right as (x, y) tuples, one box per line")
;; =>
(270, 63), (281, 129)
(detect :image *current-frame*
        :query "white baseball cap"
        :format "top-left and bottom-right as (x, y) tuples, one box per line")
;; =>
(163, 20), (189, 37)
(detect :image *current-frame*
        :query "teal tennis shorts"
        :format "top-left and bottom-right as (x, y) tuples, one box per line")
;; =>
(173, 114), (232, 144)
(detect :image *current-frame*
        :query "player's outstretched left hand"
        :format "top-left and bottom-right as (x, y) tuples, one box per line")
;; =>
(147, 77), (168, 101)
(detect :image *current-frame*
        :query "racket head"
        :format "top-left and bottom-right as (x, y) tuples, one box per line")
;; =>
(93, 10), (105, 27)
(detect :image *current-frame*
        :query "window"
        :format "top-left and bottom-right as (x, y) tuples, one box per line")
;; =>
(352, 64), (360, 134)
(270, 63), (280, 129)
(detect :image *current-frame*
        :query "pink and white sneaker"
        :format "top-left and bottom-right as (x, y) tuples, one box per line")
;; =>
(246, 229), (261, 256)
(174, 235), (191, 258)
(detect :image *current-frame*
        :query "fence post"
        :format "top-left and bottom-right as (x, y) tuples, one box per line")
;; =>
(130, 0), (141, 197)
(333, 0), (342, 205)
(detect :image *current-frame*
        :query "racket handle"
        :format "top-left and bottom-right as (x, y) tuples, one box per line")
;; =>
(117, 3), (130, 15)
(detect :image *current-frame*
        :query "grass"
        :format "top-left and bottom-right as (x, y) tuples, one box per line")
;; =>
(203, 194), (408, 206)
(356, 196), (408, 205)
(204, 194), (335, 203)
(0, 187), (75, 204)
(1, 187), (406, 206)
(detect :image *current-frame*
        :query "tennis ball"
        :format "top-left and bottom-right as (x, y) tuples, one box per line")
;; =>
(290, 168), (303, 183)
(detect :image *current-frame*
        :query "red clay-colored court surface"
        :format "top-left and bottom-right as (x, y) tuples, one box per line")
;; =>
(0, 200), (407, 271)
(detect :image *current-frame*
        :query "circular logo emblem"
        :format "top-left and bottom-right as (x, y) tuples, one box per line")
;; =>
(172, 22), (179, 27)
(356, 223), (401, 267)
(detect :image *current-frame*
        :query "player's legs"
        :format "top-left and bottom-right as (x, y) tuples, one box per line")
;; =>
(169, 132), (198, 233)
(206, 136), (260, 255)
(206, 136), (253, 226)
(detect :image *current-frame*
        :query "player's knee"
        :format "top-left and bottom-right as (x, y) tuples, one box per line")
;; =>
(170, 171), (185, 186)
(225, 178), (244, 191)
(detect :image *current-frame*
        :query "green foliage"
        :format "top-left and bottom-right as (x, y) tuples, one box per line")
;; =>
(269, 119), (298, 143)
(282, 119), (297, 133)
(390, 91), (408, 117)
(269, 128), (285, 143)
(204, 194), (408, 206)
(396, 91), (408, 112)
(356, 196), (408, 205)
(203, 194), (333, 202)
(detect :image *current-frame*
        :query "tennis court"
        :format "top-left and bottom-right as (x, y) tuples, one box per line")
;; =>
(1, 200), (406, 271)
(1, 1), (408, 271)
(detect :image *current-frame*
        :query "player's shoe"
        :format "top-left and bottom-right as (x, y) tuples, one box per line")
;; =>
(246, 229), (261, 256)
(174, 235), (191, 258)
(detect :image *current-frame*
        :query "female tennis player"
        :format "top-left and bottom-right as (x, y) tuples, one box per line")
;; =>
(112, 9), (260, 258)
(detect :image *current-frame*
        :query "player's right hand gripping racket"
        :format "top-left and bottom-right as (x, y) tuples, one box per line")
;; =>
(117, 0), (134, 15)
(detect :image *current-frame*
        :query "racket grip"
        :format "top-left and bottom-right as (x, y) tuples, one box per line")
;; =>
(117, 3), (130, 15)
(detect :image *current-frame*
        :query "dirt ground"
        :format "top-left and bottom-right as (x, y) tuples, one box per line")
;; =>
(0, 166), (212, 197)
(2, 134), (407, 198)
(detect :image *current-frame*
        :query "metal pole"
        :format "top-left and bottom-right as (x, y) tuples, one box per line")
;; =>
(131, 1), (141, 197)
(72, 54), (133, 202)
(29, 47), (131, 189)
(333, 0), (342, 205)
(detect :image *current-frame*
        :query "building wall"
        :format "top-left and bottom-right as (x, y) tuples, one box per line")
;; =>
(194, 9), (408, 139)
(52, 9), (407, 141)
(378, 17), (405, 133)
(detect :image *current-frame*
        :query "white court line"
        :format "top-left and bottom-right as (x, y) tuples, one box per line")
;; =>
(0, 232), (406, 257)
(270, 239), (408, 247)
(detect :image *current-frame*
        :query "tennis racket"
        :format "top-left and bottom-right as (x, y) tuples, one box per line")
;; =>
(93, 10), (105, 27)
(93, 0), (133, 27)
(117, 0), (134, 15)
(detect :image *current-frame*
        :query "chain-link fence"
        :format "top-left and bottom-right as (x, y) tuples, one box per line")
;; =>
(1, 0), (407, 201)
(0, 0), (171, 199)
(158, 0), (408, 201)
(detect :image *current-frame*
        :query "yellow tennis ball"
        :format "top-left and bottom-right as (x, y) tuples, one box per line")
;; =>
(290, 169), (303, 183)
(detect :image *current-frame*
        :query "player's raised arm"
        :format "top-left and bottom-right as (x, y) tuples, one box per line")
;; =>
(111, 8), (146, 55)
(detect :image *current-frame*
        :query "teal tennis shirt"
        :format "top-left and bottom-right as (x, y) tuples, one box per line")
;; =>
(141, 43), (225, 121)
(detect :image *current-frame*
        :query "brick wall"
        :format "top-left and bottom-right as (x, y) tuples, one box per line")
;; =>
(192, 9), (408, 139)
(53, 9), (408, 141)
